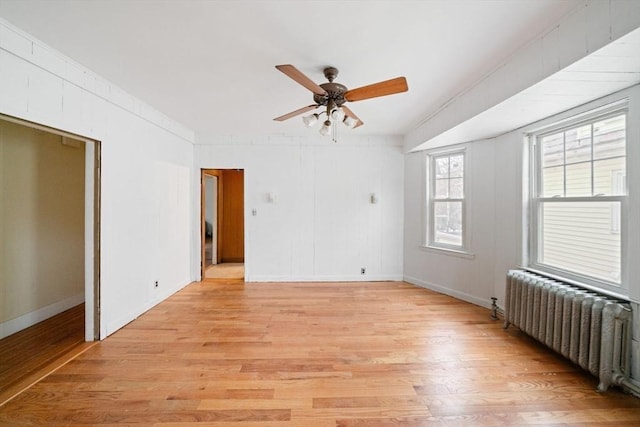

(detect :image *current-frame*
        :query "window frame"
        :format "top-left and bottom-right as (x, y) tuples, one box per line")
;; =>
(424, 148), (470, 256)
(528, 106), (628, 295)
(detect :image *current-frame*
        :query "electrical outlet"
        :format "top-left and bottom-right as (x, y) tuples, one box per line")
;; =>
(361, 268), (366, 275)
(154, 281), (159, 288)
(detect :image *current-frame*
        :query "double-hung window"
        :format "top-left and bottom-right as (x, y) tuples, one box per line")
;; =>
(426, 150), (465, 250)
(530, 108), (627, 294)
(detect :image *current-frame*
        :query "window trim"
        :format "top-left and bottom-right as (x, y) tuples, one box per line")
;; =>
(527, 106), (628, 295)
(423, 147), (473, 257)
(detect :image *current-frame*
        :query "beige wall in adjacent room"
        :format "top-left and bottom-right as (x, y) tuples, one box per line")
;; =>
(0, 119), (85, 324)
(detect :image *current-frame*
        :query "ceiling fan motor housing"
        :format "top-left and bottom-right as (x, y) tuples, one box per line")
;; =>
(314, 82), (348, 107)
(312, 66), (347, 107)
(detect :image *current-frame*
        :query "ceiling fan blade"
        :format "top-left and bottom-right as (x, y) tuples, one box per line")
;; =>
(273, 104), (319, 121)
(344, 77), (408, 102)
(341, 105), (364, 128)
(276, 64), (327, 96)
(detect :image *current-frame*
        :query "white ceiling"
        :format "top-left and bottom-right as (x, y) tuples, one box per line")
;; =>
(411, 27), (640, 150)
(0, 0), (584, 139)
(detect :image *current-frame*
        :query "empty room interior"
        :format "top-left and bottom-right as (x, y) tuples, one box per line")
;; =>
(2, 0), (640, 425)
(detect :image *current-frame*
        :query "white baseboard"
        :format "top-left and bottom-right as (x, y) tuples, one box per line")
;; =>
(0, 293), (85, 340)
(403, 275), (492, 309)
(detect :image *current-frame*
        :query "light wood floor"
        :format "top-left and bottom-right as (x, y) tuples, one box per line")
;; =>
(1, 281), (640, 426)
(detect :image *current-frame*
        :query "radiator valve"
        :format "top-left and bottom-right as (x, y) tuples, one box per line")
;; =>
(490, 297), (498, 320)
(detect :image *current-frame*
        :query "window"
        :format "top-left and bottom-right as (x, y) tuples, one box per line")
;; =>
(426, 150), (465, 250)
(530, 109), (627, 292)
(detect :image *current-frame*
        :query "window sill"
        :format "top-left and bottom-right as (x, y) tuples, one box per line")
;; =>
(420, 245), (475, 260)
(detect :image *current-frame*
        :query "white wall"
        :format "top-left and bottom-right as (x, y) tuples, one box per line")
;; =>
(0, 19), (195, 338)
(403, 139), (498, 308)
(195, 135), (404, 282)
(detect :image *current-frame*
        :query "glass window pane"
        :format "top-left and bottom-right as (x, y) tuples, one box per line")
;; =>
(593, 157), (626, 196)
(434, 157), (449, 179)
(565, 124), (592, 164)
(434, 179), (448, 198)
(434, 201), (462, 246)
(594, 114), (625, 160)
(450, 155), (464, 178)
(450, 178), (463, 199)
(565, 162), (592, 197)
(541, 132), (564, 167)
(540, 201), (621, 283)
(542, 166), (564, 197)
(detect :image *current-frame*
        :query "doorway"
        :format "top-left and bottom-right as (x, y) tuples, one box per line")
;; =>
(201, 169), (244, 280)
(0, 114), (100, 403)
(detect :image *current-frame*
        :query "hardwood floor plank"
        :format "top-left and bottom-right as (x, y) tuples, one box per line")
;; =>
(197, 398), (310, 410)
(0, 304), (87, 405)
(1, 281), (640, 425)
(294, 405), (433, 419)
(155, 421), (336, 427)
(518, 407), (640, 424)
(335, 414), (520, 426)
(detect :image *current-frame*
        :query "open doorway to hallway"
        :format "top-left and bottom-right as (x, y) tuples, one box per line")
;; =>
(201, 169), (244, 281)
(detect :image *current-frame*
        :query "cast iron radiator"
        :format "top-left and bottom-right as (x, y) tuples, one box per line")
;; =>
(504, 269), (631, 392)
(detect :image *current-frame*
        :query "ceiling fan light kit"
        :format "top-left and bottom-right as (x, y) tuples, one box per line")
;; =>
(319, 120), (332, 137)
(343, 116), (357, 129)
(274, 64), (408, 142)
(303, 113), (319, 128)
(330, 107), (345, 121)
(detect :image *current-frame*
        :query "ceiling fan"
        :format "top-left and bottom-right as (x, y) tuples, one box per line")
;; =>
(273, 64), (408, 137)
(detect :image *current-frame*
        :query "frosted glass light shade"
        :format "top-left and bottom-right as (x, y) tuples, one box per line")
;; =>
(319, 120), (332, 136)
(330, 107), (345, 121)
(343, 116), (357, 128)
(303, 113), (319, 127)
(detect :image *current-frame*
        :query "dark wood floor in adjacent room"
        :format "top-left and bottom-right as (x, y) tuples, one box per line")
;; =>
(1, 281), (640, 426)
(0, 303), (91, 405)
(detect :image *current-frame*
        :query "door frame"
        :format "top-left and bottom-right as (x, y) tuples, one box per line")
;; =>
(201, 169), (223, 276)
